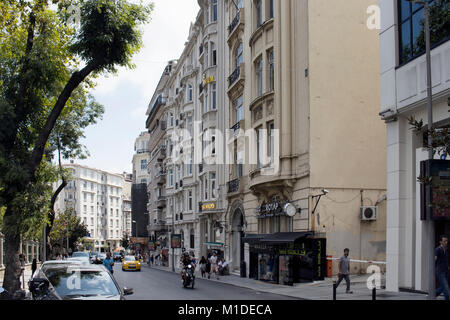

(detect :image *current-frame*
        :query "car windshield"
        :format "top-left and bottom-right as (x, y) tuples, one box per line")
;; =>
(72, 252), (89, 258)
(66, 257), (90, 265)
(124, 256), (136, 261)
(44, 267), (120, 299)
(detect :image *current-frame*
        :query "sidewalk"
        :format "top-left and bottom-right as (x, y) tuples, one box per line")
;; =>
(144, 263), (431, 300)
(0, 266), (35, 293)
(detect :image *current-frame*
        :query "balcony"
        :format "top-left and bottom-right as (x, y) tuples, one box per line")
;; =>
(228, 8), (245, 43)
(227, 63), (245, 96)
(156, 144), (167, 161)
(149, 220), (167, 232)
(146, 95), (166, 129)
(156, 170), (166, 185)
(227, 176), (245, 196)
(156, 196), (166, 209)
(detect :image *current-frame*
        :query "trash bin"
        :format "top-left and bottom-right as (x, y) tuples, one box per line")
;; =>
(240, 260), (246, 278)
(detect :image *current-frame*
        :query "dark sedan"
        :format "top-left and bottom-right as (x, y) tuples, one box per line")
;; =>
(29, 261), (133, 300)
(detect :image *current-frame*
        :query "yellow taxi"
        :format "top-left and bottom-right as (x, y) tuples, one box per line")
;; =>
(121, 255), (141, 271)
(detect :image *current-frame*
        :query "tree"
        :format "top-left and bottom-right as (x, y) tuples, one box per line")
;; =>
(0, 0), (153, 293)
(49, 208), (88, 255)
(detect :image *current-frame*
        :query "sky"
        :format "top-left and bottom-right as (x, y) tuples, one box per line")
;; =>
(76, 0), (200, 175)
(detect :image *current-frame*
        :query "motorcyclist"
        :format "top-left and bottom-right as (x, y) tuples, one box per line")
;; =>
(180, 252), (192, 282)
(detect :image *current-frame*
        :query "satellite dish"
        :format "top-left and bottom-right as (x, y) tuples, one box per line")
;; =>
(284, 203), (297, 217)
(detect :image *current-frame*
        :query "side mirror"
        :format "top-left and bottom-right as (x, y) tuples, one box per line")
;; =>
(29, 278), (49, 294)
(123, 287), (134, 296)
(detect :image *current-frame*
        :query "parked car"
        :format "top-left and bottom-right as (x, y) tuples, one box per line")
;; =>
(71, 251), (90, 259)
(113, 252), (123, 262)
(28, 261), (133, 300)
(93, 253), (107, 264)
(122, 255), (141, 271)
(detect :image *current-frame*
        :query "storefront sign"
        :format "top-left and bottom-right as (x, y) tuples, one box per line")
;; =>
(203, 76), (214, 85)
(257, 201), (284, 218)
(148, 242), (155, 251)
(171, 234), (182, 249)
(201, 202), (216, 211)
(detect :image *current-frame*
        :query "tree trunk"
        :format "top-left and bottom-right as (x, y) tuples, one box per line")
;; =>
(2, 229), (22, 293)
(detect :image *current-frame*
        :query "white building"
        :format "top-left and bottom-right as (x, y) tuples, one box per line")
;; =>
(379, 0), (450, 292)
(54, 163), (126, 252)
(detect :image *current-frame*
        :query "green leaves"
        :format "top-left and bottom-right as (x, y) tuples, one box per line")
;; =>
(71, 0), (153, 73)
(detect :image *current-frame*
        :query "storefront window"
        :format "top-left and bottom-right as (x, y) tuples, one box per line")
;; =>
(258, 253), (277, 283)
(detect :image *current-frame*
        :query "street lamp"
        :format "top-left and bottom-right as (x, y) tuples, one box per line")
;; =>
(407, 0), (435, 299)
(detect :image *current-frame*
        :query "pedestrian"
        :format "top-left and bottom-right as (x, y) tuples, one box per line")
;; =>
(31, 258), (37, 276)
(199, 256), (207, 278)
(150, 254), (154, 266)
(208, 251), (219, 280)
(103, 252), (115, 275)
(335, 248), (353, 294)
(222, 259), (229, 275)
(435, 235), (449, 300)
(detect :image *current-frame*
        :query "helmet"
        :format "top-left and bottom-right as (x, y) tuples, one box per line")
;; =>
(183, 252), (189, 257)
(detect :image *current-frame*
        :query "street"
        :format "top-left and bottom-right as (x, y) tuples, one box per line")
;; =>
(113, 263), (299, 300)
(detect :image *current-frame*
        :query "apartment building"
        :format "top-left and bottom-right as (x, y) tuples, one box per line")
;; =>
(145, 0), (230, 268)
(379, 0), (450, 292)
(131, 133), (150, 250)
(122, 173), (133, 239)
(54, 163), (126, 252)
(222, 0), (387, 284)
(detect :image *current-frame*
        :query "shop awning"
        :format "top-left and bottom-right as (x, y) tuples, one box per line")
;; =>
(242, 234), (268, 244)
(259, 232), (314, 244)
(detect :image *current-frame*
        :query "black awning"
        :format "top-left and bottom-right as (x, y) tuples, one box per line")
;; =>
(259, 232), (314, 244)
(242, 234), (268, 244)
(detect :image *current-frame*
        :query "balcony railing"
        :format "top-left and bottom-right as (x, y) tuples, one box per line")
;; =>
(228, 11), (240, 35)
(228, 66), (240, 88)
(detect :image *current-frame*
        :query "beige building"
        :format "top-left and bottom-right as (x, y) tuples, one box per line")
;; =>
(223, 0), (387, 282)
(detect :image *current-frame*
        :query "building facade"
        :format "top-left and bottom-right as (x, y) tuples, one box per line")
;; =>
(223, 0), (387, 283)
(54, 163), (126, 252)
(379, 0), (450, 292)
(142, 0), (389, 283)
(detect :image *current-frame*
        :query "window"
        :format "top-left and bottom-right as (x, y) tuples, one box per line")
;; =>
(188, 153), (193, 175)
(91, 206), (94, 214)
(235, 95), (243, 123)
(116, 209), (119, 217)
(204, 176), (209, 200)
(211, 42), (217, 66)
(268, 122), (275, 165)
(268, 0), (274, 19)
(190, 229), (195, 249)
(256, 0), (263, 27)
(188, 190), (193, 211)
(170, 112), (174, 127)
(257, 126), (264, 168)
(83, 192), (87, 202)
(90, 193), (94, 203)
(169, 168), (174, 187)
(212, 83), (217, 110)
(83, 205), (87, 213)
(188, 115), (193, 137)
(398, 0), (448, 65)
(268, 49), (274, 91)
(210, 172), (216, 199)
(255, 57), (263, 96)
(211, 0), (218, 22)
(91, 217), (94, 225)
(235, 42), (243, 68)
(188, 84), (193, 102)
(204, 85), (209, 113)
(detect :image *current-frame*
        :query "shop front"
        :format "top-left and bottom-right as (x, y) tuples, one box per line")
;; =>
(244, 232), (326, 286)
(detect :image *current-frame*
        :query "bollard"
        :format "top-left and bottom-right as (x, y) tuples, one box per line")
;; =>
(333, 281), (337, 300)
(372, 287), (376, 301)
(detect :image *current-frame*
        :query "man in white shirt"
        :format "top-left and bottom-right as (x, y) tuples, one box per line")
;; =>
(208, 252), (219, 280)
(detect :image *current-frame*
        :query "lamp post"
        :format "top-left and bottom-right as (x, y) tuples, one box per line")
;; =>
(407, 0), (435, 299)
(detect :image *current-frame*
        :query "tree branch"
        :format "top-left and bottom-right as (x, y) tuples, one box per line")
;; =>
(28, 60), (101, 179)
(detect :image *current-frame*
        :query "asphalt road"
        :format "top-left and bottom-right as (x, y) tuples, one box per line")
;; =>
(113, 263), (299, 300)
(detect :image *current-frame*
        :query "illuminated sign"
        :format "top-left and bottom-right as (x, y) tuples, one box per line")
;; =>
(202, 203), (216, 211)
(203, 76), (215, 85)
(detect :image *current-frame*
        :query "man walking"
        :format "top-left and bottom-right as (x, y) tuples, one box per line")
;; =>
(103, 252), (115, 275)
(335, 248), (353, 294)
(435, 235), (449, 300)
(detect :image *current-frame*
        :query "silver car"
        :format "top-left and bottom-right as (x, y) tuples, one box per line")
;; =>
(29, 262), (133, 300)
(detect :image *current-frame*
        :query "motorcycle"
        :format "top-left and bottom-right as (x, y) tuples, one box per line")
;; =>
(182, 264), (195, 289)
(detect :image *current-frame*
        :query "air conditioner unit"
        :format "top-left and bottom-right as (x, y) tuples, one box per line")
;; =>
(360, 206), (378, 221)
